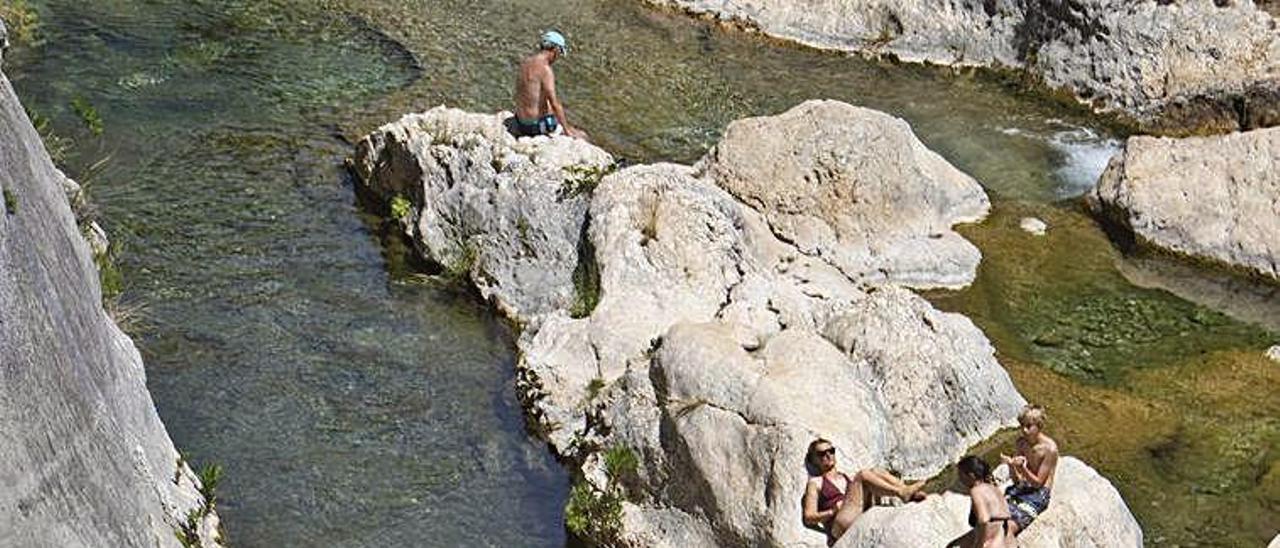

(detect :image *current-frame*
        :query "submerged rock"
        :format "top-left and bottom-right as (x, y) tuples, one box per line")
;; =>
(353, 100), (1140, 546)
(643, 0), (1280, 133)
(1088, 126), (1280, 282)
(1, 67), (221, 545)
(1020, 217), (1048, 236)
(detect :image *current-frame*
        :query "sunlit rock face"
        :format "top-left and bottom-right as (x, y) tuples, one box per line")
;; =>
(643, 0), (1280, 133)
(0, 65), (221, 546)
(353, 100), (1140, 546)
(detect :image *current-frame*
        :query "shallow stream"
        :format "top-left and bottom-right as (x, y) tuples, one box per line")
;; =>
(7, 0), (1276, 545)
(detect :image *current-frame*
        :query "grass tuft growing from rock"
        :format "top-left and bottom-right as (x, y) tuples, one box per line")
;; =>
(3, 187), (15, 214)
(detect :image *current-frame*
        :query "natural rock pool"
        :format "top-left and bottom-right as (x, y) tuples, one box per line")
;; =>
(8, 0), (1276, 545)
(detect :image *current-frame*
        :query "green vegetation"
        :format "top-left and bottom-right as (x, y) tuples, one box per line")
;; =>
(174, 508), (203, 548)
(173, 461), (224, 547)
(603, 445), (639, 486)
(585, 377), (605, 400)
(566, 444), (641, 545)
(569, 236), (600, 319)
(92, 239), (124, 301)
(564, 480), (624, 545)
(3, 187), (15, 214)
(24, 106), (70, 165)
(0, 0), (40, 46)
(197, 463), (223, 507)
(389, 194), (412, 221)
(559, 162), (617, 200)
(70, 97), (104, 136)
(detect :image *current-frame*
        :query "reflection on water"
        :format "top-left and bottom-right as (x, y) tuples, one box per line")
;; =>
(1118, 254), (1280, 334)
(9, 0), (1277, 546)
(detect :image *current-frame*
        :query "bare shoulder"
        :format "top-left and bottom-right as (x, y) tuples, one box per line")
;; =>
(1036, 435), (1059, 457)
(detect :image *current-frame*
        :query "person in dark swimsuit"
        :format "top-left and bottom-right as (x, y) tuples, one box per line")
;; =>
(511, 30), (586, 139)
(948, 456), (1012, 548)
(801, 438), (927, 542)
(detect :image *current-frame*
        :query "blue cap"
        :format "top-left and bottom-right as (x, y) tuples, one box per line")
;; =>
(540, 30), (568, 56)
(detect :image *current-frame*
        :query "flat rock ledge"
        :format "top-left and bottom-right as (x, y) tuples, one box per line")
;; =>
(642, 0), (1280, 134)
(1088, 126), (1280, 283)
(351, 100), (1140, 546)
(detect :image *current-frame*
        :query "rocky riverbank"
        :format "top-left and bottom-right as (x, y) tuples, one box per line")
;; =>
(351, 101), (1142, 546)
(641, 0), (1280, 135)
(0, 29), (222, 547)
(1088, 126), (1280, 283)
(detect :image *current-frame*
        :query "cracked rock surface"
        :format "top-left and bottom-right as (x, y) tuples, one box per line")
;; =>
(353, 100), (1140, 546)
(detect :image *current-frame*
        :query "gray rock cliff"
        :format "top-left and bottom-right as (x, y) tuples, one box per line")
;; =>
(0, 65), (220, 546)
(352, 101), (1141, 546)
(1088, 126), (1280, 282)
(642, 0), (1280, 133)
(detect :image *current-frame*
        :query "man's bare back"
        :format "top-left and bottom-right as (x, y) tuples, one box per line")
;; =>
(514, 52), (553, 122)
(511, 31), (583, 139)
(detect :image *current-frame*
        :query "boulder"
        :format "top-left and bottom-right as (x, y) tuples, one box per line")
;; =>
(698, 100), (990, 289)
(1, 66), (220, 545)
(838, 457), (1143, 548)
(350, 106), (615, 321)
(642, 0), (1280, 133)
(1267, 345), (1280, 363)
(352, 100), (1140, 547)
(1088, 126), (1280, 282)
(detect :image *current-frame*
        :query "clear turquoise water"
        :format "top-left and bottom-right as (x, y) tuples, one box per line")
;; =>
(7, 0), (1275, 545)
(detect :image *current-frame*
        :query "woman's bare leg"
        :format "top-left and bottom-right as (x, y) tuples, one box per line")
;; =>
(856, 469), (925, 502)
(830, 475), (868, 540)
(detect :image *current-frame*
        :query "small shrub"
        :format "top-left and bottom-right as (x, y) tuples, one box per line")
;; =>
(603, 446), (639, 485)
(197, 463), (222, 509)
(3, 188), (16, 214)
(174, 508), (202, 548)
(389, 194), (412, 221)
(564, 480), (624, 545)
(70, 97), (104, 136)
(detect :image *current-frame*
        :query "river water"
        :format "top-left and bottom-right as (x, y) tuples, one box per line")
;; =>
(6, 0), (1276, 546)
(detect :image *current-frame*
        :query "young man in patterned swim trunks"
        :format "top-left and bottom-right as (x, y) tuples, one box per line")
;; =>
(1000, 404), (1058, 542)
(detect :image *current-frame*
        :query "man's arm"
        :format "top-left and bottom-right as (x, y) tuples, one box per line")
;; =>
(541, 69), (578, 137)
(1014, 446), (1058, 487)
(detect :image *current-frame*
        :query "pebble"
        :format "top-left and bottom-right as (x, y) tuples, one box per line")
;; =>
(1020, 217), (1048, 236)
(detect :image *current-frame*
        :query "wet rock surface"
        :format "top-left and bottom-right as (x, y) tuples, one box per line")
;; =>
(353, 101), (1141, 546)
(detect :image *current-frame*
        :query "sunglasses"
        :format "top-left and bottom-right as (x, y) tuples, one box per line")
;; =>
(816, 447), (836, 458)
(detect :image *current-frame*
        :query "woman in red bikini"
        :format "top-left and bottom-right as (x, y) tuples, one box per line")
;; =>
(801, 438), (927, 541)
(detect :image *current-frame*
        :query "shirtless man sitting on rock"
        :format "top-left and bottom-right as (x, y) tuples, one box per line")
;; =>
(512, 30), (586, 139)
(999, 404), (1059, 542)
